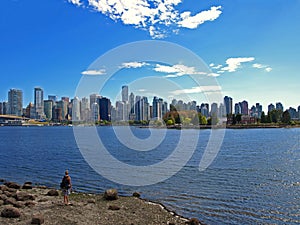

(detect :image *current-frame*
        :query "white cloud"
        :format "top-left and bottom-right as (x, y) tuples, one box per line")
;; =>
(81, 69), (106, 75)
(265, 67), (272, 72)
(68, 0), (82, 6)
(221, 57), (255, 72)
(121, 62), (149, 69)
(170, 85), (222, 95)
(252, 63), (272, 72)
(210, 64), (222, 69)
(70, 1), (222, 38)
(154, 63), (206, 77)
(207, 73), (220, 77)
(178, 6), (222, 29)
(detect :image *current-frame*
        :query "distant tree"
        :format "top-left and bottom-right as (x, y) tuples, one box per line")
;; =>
(191, 114), (199, 125)
(281, 110), (291, 124)
(260, 111), (267, 123)
(235, 114), (242, 124)
(169, 104), (177, 112)
(199, 114), (207, 125)
(182, 118), (192, 126)
(166, 119), (174, 126)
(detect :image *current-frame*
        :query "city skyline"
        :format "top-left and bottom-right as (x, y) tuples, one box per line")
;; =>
(1, 85), (299, 121)
(1, 1), (300, 112)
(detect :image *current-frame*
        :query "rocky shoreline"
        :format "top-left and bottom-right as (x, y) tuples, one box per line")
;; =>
(0, 181), (205, 225)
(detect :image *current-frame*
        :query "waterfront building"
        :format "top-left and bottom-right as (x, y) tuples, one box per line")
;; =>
(298, 106), (300, 119)
(241, 100), (249, 115)
(61, 97), (70, 103)
(44, 100), (53, 120)
(56, 100), (68, 120)
(162, 101), (168, 117)
(81, 97), (90, 121)
(0, 102), (3, 114)
(200, 103), (209, 117)
(268, 103), (275, 113)
(72, 97), (81, 121)
(34, 87), (44, 119)
(89, 94), (101, 110)
(25, 102), (35, 119)
(288, 107), (297, 120)
(53, 107), (62, 121)
(211, 103), (218, 116)
(141, 97), (149, 121)
(224, 96), (233, 115)
(152, 96), (163, 119)
(276, 102), (284, 111)
(129, 92), (135, 120)
(219, 103), (226, 117)
(234, 103), (241, 115)
(91, 102), (99, 122)
(98, 97), (111, 121)
(116, 101), (125, 121)
(8, 88), (23, 116)
(48, 95), (58, 102)
(135, 96), (142, 121)
(122, 85), (129, 102)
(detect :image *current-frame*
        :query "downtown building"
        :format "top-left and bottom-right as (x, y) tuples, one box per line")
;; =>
(8, 88), (23, 116)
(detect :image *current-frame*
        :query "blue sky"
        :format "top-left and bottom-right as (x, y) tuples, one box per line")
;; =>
(1, 0), (300, 112)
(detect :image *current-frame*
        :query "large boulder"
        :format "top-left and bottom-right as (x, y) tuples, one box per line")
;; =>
(31, 213), (44, 224)
(103, 189), (118, 200)
(132, 192), (141, 198)
(0, 200), (3, 206)
(1, 206), (21, 218)
(4, 197), (17, 206)
(4, 182), (21, 189)
(47, 189), (59, 196)
(16, 192), (35, 201)
(22, 182), (33, 189)
(0, 185), (9, 192)
(0, 194), (8, 201)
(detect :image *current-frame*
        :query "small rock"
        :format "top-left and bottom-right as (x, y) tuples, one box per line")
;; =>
(132, 192), (141, 198)
(0, 194), (8, 201)
(187, 218), (200, 225)
(1, 206), (21, 218)
(0, 200), (3, 205)
(25, 201), (37, 207)
(0, 178), (5, 183)
(16, 192), (35, 201)
(4, 191), (13, 197)
(4, 197), (17, 206)
(104, 189), (118, 200)
(47, 189), (59, 196)
(87, 199), (96, 204)
(31, 213), (44, 224)
(168, 223), (176, 225)
(0, 185), (9, 192)
(24, 181), (32, 185)
(4, 182), (21, 189)
(108, 205), (120, 210)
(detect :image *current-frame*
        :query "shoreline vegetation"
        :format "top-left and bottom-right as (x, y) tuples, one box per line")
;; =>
(0, 180), (205, 225)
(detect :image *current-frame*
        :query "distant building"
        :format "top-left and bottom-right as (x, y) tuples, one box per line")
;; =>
(98, 97), (111, 121)
(34, 87), (44, 119)
(72, 97), (81, 121)
(129, 92), (135, 120)
(152, 96), (163, 119)
(25, 102), (35, 119)
(211, 103), (218, 116)
(48, 95), (58, 102)
(268, 103), (275, 113)
(8, 88), (23, 116)
(135, 96), (141, 121)
(91, 102), (99, 122)
(241, 100), (249, 115)
(122, 85), (129, 102)
(276, 102), (284, 111)
(288, 107), (297, 120)
(224, 96), (233, 115)
(141, 97), (149, 121)
(44, 100), (53, 120)
(234, 103), (241, 115)
(116, 101), (125, 121)
(81, 97), (90, 121)
(89, 94), (101, 110)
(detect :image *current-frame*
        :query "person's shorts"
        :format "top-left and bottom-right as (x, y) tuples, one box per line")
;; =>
(62, 188), (71, 196)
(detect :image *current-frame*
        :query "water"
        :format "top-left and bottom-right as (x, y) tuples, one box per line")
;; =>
(0, 126), (300, 224)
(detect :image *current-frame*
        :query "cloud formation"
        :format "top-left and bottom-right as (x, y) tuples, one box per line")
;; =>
(81, 69), (106, 75)
(253, 63), (272, 72)
(121, 62), (149, 68)
(170, 86), (222, 95)
(221, 57), (255, 72)
(154, 63), (206, 77)
(68, 1), (222, 38)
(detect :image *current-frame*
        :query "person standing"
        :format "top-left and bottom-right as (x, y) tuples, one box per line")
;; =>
(61, 170), (72, 205)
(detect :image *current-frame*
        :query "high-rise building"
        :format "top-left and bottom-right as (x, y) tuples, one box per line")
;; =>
(72, 97), (81, 121)
(141, 97), (149, 121)
(152, 96), (163, 119)
(61, 97), (70, 103)
(116, 101), (125, 121)
(200, 103), (209, 117)
(234, 103), (241, 115)
(34, 87), (44, 119)
(90, 94), (101, 110)
(8, 88), (23, 116)
(129, 92), (135, 120)
(91, 103), (99, 122)
(219, 103), (226, 117)
(268, 103), (275, 113)
(56, 100), (68, 120)
(44, 100), (53, 120)
(0, 102), (3, 115)
(48, 95), (58, 102)
(224, 96), (233, 115)
(122, 85), (129, 102)
(98, 97), (111, 121)
(241, 100), (249, 115)
(135, 96), (141, 121)
(81, 97), (90, 121)
(211, 103), (218, 116)
(25, 102), (35, 119)
(276, 102), (284, 111)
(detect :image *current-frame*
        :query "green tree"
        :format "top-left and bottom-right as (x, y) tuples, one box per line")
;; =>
(260, 111), (267, 123)
(281, 110), (291, 124)
(166, 119), (174, 126)
(236, 114), (242, 124)
(199, 114), (207, 125)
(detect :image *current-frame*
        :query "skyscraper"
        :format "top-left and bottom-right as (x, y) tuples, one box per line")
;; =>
(81, 97), (90, 121)
(135, 96), (141, 121)
(152, 96), (163, 119)
(224, 96), (233, 115)
(34, 87), (44, 119)
(122, 85), (129, 102)
(44, 100), (53, 120)
(276, 102), (284, 111)
(241, 100), (249, 115)
(8, 88), (23, 116)
(72, 97), (81, 121)
(98, 97), (111, 121)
